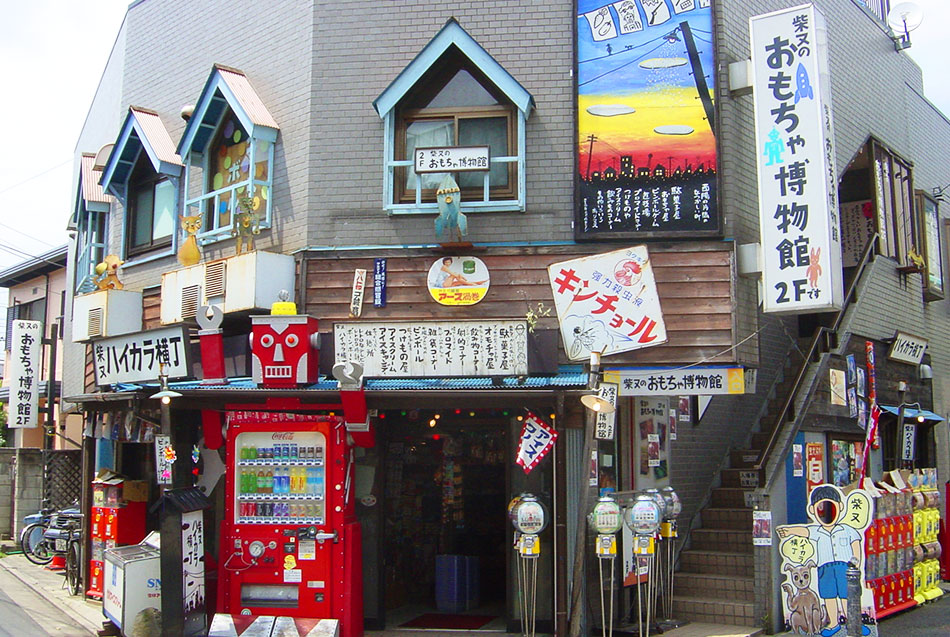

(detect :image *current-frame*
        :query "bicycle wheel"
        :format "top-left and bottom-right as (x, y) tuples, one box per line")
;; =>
(66, 540), (82, 596)
(20, 523), (53, 565)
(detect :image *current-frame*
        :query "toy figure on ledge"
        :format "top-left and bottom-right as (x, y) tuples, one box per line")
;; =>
(177, 214), (203, 266)
(233, 195), (261, 255)
(94, 254), (124, 290)
(435, 174), (467, 243)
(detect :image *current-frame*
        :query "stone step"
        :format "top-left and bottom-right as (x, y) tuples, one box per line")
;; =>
(679, 549), (754, 577)
(721, 468), (764, 489)
(729, 449), (761, 468)
(702, 507), (753, 531)
(672, 594), (758, 626)
(691, 527), (754, 554)
(711, 487), (752, 508)
(750, 432), (774, 452)
(675, 572), (755, 602)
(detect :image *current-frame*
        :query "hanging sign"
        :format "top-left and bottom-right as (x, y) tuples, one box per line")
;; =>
(181, 510), (206, 614)
(414, 146), (489, 173)
(349, 269), (366, 318)
(901, 422), (916, 462)
(427, 256), (490, 305)
(335, 320), (527, 377)
(155, 434), (175, 485)
(93, 326), (190, 385)
(9, 320), (43, 428)
(805, 442), (824, 493)
(548, 246), (667, 360)
(594, 382), (619, 440)
(751, 4), (843, 313)
(605, 365), (744, 395)
(887, 331), (928, 365)
(516, 412), (558, 474)
(373, 258), (387, 308)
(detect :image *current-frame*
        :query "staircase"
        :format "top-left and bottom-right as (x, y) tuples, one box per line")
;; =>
(671, 363), (800, 627)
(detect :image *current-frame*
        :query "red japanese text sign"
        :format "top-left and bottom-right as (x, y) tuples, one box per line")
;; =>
(516, 412), (558, 475)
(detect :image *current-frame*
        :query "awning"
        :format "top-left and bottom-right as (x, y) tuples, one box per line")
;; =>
(878, 404), (945, 422)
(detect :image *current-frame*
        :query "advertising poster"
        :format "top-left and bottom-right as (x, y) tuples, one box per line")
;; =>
(792, 444), (803, 478)
(752, 510), (772, 546)
(427, 256), (490, 306)
(805, 442), (823, 494)
(776, 485), (877, 635)
(633, 397), (669, 487)
(576, 0), (718, 238)
(829, 369), (846, 406)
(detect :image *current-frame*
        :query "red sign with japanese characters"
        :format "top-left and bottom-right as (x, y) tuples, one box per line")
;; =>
(547, 246), (667, 360)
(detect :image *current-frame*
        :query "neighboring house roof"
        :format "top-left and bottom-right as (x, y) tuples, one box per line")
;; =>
(373, 18), (535, 118)
(0, 246), (68, 288)
(100, 106), (183, 197)
(0, 381), (60, 404)
(177, 64), (279, 156)
(80, 153), (111, 209)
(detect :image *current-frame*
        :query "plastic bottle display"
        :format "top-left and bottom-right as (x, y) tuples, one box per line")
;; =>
(237, 436), (326, 523)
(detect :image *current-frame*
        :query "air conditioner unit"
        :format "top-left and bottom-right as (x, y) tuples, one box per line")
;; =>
(160, 251), (295, 325)
(72, 289), (144, 342)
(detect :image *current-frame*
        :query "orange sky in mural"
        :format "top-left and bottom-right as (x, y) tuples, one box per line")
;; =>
(579, 87), (716, 175)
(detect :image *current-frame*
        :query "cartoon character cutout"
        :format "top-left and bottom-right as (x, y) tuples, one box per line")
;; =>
(251, 314), (320, 388)
(776, 485), (876, 636)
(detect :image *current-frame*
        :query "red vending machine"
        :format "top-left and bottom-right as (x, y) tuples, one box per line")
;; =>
(217, 411), (362, 636)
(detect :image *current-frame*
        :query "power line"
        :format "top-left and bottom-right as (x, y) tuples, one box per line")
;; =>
(0, 158), (73, 196)
(0, 220), (59, 248)
(579, 39), (668, 88)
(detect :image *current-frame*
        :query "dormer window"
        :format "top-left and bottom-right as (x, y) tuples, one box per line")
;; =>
(178, 65), (278, 245)
(128, 151), (175, 256)
(99, 106), (183, 264)
(72, 152), (111, 293)
(375, 19), (533, 215)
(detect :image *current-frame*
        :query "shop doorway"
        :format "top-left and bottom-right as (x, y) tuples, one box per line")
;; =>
(381, 409), (509, 631)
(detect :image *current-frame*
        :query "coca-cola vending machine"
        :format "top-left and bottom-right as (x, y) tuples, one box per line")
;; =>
(217, 410), (362, 636)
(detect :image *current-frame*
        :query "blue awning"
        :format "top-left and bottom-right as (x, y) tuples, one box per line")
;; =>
(878, 404), (944, 422)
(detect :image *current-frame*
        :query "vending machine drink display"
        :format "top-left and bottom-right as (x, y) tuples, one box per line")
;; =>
(218, 411), (362, 636)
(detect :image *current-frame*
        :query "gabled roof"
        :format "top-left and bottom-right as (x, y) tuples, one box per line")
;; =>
(0, 245), (68, 288)
(100, 106), (183, 197)
(374, 18), (534, 118)
(177, 64), (279, 156)
(80, 153), (111, 211)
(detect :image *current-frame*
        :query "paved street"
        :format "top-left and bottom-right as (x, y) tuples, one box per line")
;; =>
(0, 560), (93, 636)
(874, 591), (950, 636)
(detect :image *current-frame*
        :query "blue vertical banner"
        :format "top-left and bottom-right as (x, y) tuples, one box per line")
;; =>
(373, 258), (387, 308)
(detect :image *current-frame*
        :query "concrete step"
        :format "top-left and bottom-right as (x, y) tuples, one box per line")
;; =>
(711, 487), (751, 509)
(691, 527), (753, 554)
(675, 572), (755, 602)
(672, 594), (757, 626)
(679, 550), (754, 577)
(702, 508), (753, 531)
(720, 468), (763, 489)
(729, 449), (761, 468)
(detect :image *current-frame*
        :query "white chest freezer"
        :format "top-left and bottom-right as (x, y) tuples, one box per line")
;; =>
(103, 540), (162, 635)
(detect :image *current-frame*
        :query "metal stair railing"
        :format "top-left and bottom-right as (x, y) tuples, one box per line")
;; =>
(754, 233), (880, 489)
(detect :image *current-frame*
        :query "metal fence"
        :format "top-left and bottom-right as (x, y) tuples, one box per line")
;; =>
(43, 449), (82, 510)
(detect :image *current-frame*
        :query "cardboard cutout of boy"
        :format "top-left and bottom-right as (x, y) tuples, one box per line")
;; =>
(776, 484), (876, 636)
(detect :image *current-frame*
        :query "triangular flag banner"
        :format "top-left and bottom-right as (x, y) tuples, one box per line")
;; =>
(516, 411), (558, 474)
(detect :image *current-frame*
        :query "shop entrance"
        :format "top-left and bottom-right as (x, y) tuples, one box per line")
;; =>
(381, 409), (509, 631)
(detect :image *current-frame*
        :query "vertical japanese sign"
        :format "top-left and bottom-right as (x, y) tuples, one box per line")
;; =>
(155, 434), (175, 485)
(9, 320), (43, 428)
(515, 411), (558, 474)
(594, 382), (619, 440)
(751, 4), (843, 313)
(181, 510), (206, 615)
(548, 245), (667, 360)
(373, 258), (387, 308)
(576, 0), (719, 238)
(805, 441), (823, 493)
(349, 269), (366, 318)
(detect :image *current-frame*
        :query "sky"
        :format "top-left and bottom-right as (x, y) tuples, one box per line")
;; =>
(0, 0), (947, 275)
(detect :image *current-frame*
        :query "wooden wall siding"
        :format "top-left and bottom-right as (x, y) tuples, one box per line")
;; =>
(302, 243), (738, 366)
(143, 287), (161, 331)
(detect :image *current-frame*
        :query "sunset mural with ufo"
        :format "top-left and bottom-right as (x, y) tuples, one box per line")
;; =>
(576, 0), (717, 238)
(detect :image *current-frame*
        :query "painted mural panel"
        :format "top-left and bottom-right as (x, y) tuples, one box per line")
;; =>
(576, 0), (718, 239)
(776, 484), (877, 636)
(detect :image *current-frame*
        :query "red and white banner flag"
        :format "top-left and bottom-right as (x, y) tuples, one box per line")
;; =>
(516, 412), (558, 474)
(860, 402), (881, 485)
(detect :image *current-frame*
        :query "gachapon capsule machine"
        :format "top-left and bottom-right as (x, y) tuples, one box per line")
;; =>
(217, 410), (362, 636)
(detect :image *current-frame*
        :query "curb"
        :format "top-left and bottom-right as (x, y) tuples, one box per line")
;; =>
(0, 555), (102, 636)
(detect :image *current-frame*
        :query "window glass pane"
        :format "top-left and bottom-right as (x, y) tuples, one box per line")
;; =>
(425, 70), (499, 108)
(458, 117), (508, 189)
(153, 179), (175, 240)
(133, 187), (154, 247)
(406, 119), (453, 191)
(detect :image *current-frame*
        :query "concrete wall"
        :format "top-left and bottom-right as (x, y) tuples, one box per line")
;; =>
(0, 449), (44, 540)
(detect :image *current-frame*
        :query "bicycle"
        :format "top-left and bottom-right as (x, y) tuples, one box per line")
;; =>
(19, 506), (84, 595)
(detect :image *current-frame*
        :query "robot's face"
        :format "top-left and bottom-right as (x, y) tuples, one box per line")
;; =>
(251, 317), (316, 387)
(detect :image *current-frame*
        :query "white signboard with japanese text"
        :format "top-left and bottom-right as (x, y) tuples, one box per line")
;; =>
(181, 509), (206, 614)
(751, 4), (843, 313)
(604, 366), (745, 396)
(93, 326), (190, 386)
(887, 331), (927, 365)
(9, 320), (43, 428)
(414, 146), (490, 173)
(901, 422), (916, 462)
(547, 246), (667, 361)
(334, 320), (528, 377)
(594, 383), (619, 440)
